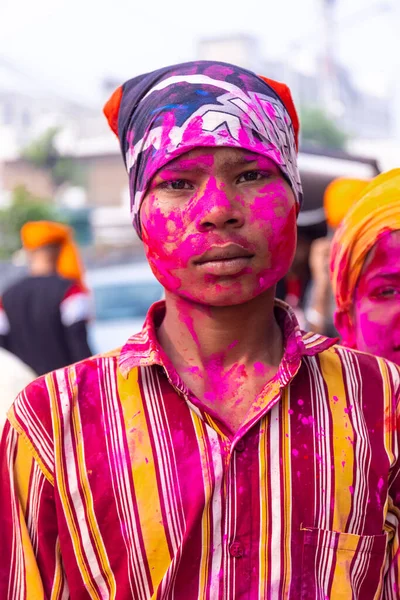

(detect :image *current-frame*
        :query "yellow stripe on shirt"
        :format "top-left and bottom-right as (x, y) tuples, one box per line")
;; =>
(117, 367), (171, 591)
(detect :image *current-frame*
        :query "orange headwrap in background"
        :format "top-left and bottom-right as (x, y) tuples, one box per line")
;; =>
(330, 169), (400, 318)
(323, 177), (371, 229)
(21, 221), (85, 286)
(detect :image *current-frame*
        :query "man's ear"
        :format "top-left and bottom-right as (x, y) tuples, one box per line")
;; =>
(334, 310), (356, 348)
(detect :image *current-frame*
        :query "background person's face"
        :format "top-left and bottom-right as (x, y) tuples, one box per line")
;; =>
(140, 147), (297, 307)
(352, 230), (400, 364)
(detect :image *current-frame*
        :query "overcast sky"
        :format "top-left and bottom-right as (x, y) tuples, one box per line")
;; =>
(1, 0), (399, 116)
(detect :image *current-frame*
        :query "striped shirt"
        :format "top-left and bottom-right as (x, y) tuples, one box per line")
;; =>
(1, 300), (400, 599)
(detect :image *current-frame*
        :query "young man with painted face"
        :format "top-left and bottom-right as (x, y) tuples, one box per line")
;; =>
(1, 62), (400, 599)
(330, 169), (400, 365)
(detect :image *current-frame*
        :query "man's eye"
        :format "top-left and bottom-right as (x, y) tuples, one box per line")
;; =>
(162, 179), (193, 191)
(236, 171), (266, 184)
(374, 287), (399, 298)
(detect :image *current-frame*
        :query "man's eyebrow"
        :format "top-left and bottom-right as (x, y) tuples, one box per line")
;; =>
(163, 154), (269, 172)
(367, 271), (400, 281)
(158, 161), (208, 173)
(221, 156), (261, 169)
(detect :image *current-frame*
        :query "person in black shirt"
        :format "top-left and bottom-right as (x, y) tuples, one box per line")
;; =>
(0, 221), (92, 375)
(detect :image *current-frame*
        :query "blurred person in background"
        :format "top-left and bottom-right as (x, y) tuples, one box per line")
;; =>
(0, 221), (92, 375)
(304, 177), (370, 336)
(0, 348), (36, 434)
(275, 214), (333, 335)
(1, 62), (400, 599)
(330, 169), (400, 364)
(276, 224), (322, 329)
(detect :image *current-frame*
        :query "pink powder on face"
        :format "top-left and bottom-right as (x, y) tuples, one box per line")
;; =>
(352, 230), (400, 365)
(154, 153), (215, 181)
(140, 146), (296, 307)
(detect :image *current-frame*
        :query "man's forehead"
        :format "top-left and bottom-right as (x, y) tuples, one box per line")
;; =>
(164, 147), (272, 170)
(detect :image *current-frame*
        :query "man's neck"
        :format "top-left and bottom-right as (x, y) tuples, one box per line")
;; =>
(158, 289), (283, 374)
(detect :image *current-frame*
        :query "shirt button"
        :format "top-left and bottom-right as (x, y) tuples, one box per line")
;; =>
(235, 439), (245, 452)
(229, 541), (244, 558)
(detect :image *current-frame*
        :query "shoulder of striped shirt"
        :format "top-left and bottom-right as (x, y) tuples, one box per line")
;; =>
(6, 349), (123, 483)
(308, 338), (400, 390)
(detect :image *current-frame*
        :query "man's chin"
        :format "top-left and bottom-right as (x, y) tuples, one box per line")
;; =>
(169, 286), (273, 308)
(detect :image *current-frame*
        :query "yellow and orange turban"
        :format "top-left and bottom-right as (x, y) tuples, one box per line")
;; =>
(323, 177), (371, 229)
(330, 169), (400, 317)
(21, 221), (85, 286)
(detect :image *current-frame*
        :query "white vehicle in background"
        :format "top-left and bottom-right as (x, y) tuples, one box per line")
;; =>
(86, 262), (163, 354)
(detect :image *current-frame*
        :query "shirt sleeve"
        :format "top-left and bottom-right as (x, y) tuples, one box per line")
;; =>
(0, 420), (69, 599)
(60, 283), (93, 363)
(0, 297), (10, 349)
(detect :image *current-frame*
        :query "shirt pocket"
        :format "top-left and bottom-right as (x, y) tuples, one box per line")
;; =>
(300, 525), (387, 600)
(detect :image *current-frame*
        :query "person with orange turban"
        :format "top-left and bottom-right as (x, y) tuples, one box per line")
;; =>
(304, 177), (372, 335)
(20, 220), (86, 285)
(330, 169), (400, 364)
(0, 220), (92, 374)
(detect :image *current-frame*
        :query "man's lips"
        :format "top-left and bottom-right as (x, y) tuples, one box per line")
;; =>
(193, 243), (254, 276)
(194, 243), (254, 264)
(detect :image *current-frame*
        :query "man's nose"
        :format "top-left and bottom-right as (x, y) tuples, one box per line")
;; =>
(195, 180), (245, 232)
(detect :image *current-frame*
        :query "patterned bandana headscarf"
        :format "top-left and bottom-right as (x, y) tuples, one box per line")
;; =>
(103, 61), (302, 237)
(330, 169), (400, 318)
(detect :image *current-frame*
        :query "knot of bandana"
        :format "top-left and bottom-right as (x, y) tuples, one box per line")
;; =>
(104, 61), (302, 237)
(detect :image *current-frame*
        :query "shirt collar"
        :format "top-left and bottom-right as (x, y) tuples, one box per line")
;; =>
(118, 299), (336, 380)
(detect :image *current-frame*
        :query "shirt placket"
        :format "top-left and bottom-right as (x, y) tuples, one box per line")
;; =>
(223, 436), (249, 600)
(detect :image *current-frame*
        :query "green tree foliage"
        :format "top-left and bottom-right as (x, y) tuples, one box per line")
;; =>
(0, 186), (64, 258)
(300, 107), (348, 150)
(22, 128), (85, 187)
(22, 127), (59, 169)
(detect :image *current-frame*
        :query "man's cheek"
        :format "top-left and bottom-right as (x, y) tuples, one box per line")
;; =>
(276, 205), (297, 260)
(247, 181), (294, 221)
(260, 204), (297, 264)
(145, 247), (183, 291)
(142, 224), (184, 291)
